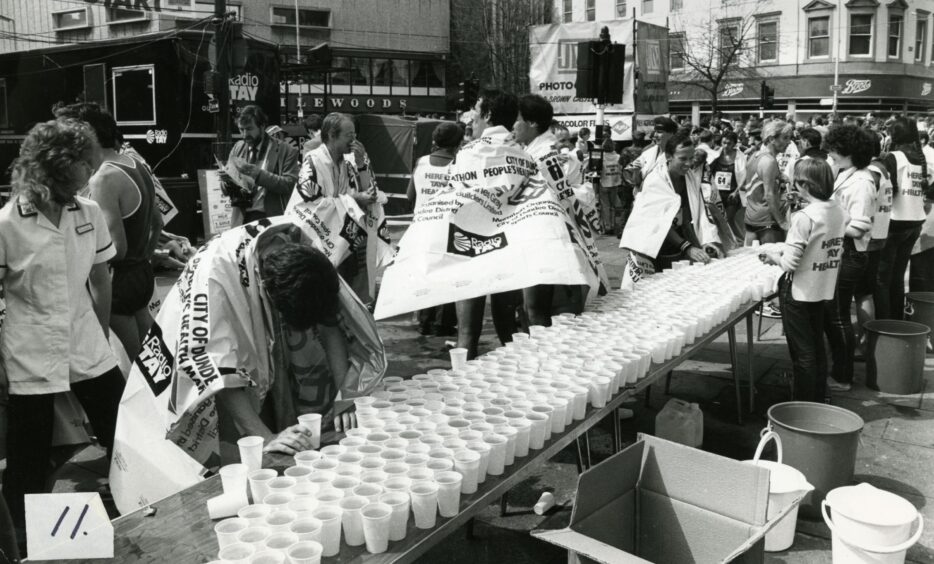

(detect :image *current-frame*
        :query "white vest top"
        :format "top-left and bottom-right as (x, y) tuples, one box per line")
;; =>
(412, 155), (451, 214)
(791, 200), (848, 302)
(890, 151), (927, 222)
(867, 163), (893, 241)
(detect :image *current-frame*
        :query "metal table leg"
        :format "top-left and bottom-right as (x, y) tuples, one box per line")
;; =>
(727, 326), (743, 425)
(747, 311), (756, 413)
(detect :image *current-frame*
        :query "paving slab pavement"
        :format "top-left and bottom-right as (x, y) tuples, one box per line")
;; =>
(42, 232), (934, 563)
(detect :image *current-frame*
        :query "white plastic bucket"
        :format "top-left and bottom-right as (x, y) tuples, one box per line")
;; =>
(744, 431), (813, 552)
(822, 483), (924, 564)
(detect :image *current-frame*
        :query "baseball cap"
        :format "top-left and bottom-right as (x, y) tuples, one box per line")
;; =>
(265, 125), (284, 136)
(653, 116), (678, 133)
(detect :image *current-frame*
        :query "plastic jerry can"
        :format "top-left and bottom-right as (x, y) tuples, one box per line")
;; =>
(655, 399), (703, 448)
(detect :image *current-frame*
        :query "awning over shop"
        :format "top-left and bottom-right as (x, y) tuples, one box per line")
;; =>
(670, 74), (934, 103)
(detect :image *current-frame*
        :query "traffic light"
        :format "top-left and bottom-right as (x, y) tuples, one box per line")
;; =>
(458, 79), (480, 110)
(760, 81), (775, 109)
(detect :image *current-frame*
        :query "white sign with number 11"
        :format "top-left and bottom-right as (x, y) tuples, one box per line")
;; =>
(25, 493), (114, 560)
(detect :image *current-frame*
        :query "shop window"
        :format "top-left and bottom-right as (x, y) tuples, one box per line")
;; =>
(411, 60), (444, 96)
(669, 33), (685, 70)
(616, 0), (627, 17)
(350, 58), (371, 95)
(391, 59), (409, 96)
(849, 13), (873, 57)
(105, 8), (149, 25)
(808, 16), (830, 58)
(270, 7), (330, 29)
(563, 0), (573, 23)
(757, 20), (778, 63)
(719, 21), (741, 67)
(112, 65), (156, 126)
(888, 13), (903, 58)
(916, 17), (928, 62)
(52, 8), (91, 32)
(586, 0), (595, 21)
(671, 0), (683, 11)
(642, 0), (653, 15)
(0, 79), (8, 128)
(329, 56), (351, 94)
(373, 58), (392, 95)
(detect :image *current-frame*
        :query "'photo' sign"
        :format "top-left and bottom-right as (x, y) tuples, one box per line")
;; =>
(529, 21), (635, 114)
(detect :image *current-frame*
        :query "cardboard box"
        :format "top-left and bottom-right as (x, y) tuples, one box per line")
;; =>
(533, 435), (797, 564)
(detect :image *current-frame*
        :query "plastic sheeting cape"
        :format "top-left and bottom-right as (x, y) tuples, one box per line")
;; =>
(109, 215), (386, 514)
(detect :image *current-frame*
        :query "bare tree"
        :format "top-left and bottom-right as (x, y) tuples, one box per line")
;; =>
(451, 0), (554, 94)
(671, 2), (772, 114)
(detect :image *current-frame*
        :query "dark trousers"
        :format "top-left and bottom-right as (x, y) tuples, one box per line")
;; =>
(910, 247), (934, 293)
(780, 275), (829, 403)
(877, 223), (923, 319)
(2, 366), (125, 529)
(417, 303), (456, 334)
(823, 242), (868, 384)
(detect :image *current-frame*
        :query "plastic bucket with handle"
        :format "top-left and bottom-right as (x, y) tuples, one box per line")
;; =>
(863, 320), (930, 395)
(906, 292), (934, 348)
(766, 402), (863, 519)
(822, 483), (923, 564)
(744, 430), (813, 551)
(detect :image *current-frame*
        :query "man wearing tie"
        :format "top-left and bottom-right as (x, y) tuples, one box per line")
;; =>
(220, 105), (300, 225)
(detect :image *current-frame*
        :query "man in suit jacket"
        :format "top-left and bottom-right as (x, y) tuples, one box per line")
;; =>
(220, 105), (300, 225)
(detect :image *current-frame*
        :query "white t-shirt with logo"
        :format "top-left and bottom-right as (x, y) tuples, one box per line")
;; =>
(891, 151), (927, 222)
(412, 155), (451, 214)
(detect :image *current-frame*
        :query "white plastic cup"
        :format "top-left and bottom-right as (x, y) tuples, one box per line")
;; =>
(238, 504), (272, 528)
(294, 450), (322, 468)
(249, 549), (286, 564)
(263, 510), (297, 533)
(353, 483), (385, 503)
(286, 541), (324, 564)
(217, 542), (255, 563)
(383, 476), (412, 494)
(297, 414), (323, 449)
(207, 492), (249, 520)
(263, 492), (295, 512)
(510, 418), (532, 458)
(434, 471), (463, 517)
(266, 476), (297, 496)
(332, 476), (361, 498)
(319, 444), (347, 460)
(493, 424), (518, 466)
(220, 464), (249, 499)
(379, 492), (411, 542)
(483, 434), (508, 476)
(284, 465), (314, 483)
(360, 502), (393, 554)
(235, 526), (270, 552)
(215, 517), (249, 550)
(289, 517), (323, 543)
(237, 436), (264, 473)
(466, 442), (491, 484)
(287, 497), (318, 517)
(339, 495), (369, 547)
(525, 412), (549, 450)
(409, 481), (440, 529)
(450, 347), (469, 370)
(426, 457), (454, 477)
(291, 482), (319, 499)
(310, 507), (342, 558)
(407, 467), (434, 484)
(452, 451), (480, 495)
(263, 531), (298, 553)
(313, 489), (344, 508)
(248, 469), (278, 504)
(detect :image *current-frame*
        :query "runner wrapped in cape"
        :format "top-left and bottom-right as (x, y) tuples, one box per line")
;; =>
(373, 126), (599, 319)
(110, 207), (386, 515)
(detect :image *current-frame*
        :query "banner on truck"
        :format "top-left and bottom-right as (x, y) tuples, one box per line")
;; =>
(530, 20), (635, 114)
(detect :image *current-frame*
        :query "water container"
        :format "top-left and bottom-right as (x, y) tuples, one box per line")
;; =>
(743, 431), (814, 552)
(654, 399), (703, 448)
(823, 483), (923, 564)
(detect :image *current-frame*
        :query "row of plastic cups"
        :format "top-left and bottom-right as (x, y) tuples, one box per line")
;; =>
(215, 539), (324, 564)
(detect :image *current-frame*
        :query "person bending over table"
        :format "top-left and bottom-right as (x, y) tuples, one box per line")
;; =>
(620, 131), (717, 286)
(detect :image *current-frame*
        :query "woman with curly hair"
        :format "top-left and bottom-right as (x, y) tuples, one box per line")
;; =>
(0, 119), (125, 542)
(821, 125), (877, 393)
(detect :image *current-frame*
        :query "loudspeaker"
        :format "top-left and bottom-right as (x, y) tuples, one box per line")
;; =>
(575, 42), (626, 104)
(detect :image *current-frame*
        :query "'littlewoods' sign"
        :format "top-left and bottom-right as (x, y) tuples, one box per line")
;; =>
(286, 96), (409, 110)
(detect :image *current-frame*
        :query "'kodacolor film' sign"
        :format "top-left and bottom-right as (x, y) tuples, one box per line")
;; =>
(529, 21), (636, 115)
